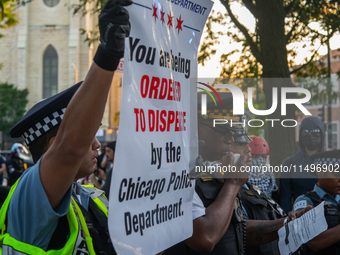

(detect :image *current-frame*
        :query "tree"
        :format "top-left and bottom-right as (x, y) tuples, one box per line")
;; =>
(199, 0), (340, 165)
(0, 0), (20, 38)
(68, 0), (339, 165)
(0, 82), (28, 134)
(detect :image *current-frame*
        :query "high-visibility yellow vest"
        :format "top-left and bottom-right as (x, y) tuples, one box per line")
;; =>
(0, 182), (108, 255)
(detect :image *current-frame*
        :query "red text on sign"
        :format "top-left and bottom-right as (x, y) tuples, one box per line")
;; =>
(140, 75), (181, 102)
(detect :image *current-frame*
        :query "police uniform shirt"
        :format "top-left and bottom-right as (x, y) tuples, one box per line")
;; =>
(240, 184), (251, 219)
(7, 157), (95, 250)
(293, 184), (340, 211)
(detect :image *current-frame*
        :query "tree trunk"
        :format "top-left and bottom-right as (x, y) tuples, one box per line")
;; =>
(256, 0), (296, 166)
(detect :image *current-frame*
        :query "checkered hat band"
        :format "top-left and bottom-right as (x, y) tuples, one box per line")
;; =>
(315, 158), (340, 165)
(22, 108), (66, 145)
(198, 110), (240, 121)
(230, 130), (247, 137)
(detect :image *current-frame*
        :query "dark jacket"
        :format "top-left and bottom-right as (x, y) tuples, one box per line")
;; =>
(240, 183), (286, 255)
(279, 117), (325, 213)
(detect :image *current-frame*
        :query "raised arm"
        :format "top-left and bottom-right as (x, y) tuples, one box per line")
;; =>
(40, 0), (132, 208)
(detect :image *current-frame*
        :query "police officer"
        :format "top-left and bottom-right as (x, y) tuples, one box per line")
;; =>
(184, 92), (249, 254)
(232, 130), (286, 255)
(0, 0), (131, 254)
(293, 150), (340, 254)
(181, 92), (310, 255)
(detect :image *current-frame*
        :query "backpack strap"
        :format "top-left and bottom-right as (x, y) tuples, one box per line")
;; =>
(89, 188), (109, 211)
(77, 199), (116, 255)
(305, 191), (323, 206)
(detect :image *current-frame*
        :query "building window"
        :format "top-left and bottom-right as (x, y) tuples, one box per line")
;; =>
(325, 122), (339, 150)
(330, 122), (338, 149)
(43, 0), (59, 7)
(43, 45), (58, 98)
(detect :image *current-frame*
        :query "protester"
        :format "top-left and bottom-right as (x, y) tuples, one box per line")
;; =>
(96, 145), (107, 172)
(280, 116), (325, 213)
(0, 0), (131, 253)
(88, 141), (115, 191)
(101, 141), (116, 199)
(101, 141), (115, 172)
(248, 135), (278, 197)
(292, 150), (340, 254)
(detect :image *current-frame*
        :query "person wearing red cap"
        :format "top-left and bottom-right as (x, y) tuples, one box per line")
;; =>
(248, 136), (278, 197)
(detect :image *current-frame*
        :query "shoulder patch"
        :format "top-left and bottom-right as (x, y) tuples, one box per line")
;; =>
(294, 200), (308, 211)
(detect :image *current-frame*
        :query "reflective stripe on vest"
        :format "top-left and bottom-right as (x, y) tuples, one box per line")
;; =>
(82, 185), (108, 217)
(2, 245), (26, 255)
(0, 180), (103, 255)
(70, 197), (96, 255)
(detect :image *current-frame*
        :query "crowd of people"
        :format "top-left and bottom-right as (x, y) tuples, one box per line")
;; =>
(163, 93), (336, 255)
(0, 143), (31, 187)
(0, 0), (339, 254)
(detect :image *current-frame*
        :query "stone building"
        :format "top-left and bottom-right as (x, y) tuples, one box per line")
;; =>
(0, 0), (122, 145)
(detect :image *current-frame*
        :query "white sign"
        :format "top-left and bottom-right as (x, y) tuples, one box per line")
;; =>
(278, 202), (328, 255)
(108, 1), (213, 254)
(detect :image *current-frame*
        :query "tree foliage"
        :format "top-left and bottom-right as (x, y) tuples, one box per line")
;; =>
(0, 0), (20, 38)
(199, 0), (339, 165)
(44, 0), (339, 164)
(72, 0), (105, 46)
(0, 82), (28, 133)
(201, 0), (339, 76)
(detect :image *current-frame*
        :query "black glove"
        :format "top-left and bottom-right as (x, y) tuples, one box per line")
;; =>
(94, 0), (132, 71)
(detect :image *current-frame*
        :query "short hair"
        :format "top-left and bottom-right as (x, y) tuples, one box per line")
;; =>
(106, 141), (116, 152)
(29, 125), (59, 163)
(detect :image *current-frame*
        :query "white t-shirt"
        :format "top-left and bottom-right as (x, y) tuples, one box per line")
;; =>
(192, 191), (205, 220)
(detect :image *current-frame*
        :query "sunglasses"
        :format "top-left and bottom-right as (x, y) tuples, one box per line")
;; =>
(301, 129), (321, 137)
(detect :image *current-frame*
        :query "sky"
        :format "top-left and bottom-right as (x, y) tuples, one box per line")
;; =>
(197, 1), (340, 78)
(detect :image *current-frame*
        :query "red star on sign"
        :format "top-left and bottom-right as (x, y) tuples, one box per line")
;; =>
(152, 4), (158, 22)
(167, 12), (173, 28)
(176, 15), (184, 34)
(160, 10), (165, 24)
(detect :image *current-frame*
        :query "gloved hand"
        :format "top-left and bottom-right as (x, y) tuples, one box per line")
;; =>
(94, 0), (132, 71)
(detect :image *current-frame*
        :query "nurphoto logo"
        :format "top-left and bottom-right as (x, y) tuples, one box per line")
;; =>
(197, 81), (312, 128)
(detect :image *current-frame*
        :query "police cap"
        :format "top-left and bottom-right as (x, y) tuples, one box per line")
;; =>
(197, 91), (251, 143)
(311, 150), (340, 166)
(10, 82), (82, 146)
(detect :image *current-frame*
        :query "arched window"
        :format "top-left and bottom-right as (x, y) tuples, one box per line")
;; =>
(43, 45), (58, 98)
(43, 0), (59, 7)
